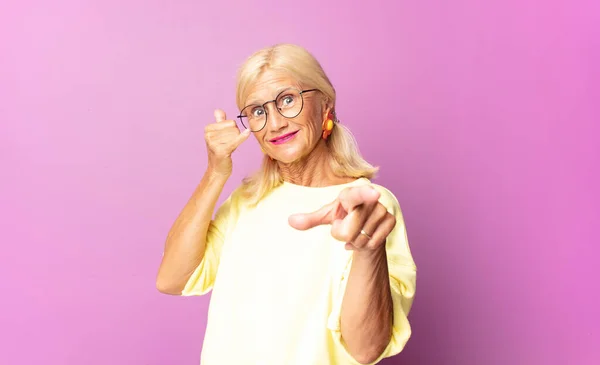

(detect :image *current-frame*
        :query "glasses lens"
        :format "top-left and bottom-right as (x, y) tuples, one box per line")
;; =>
(238, 89), (306, 131)
(239, 105), (266, 131)
(276, 89), (303, 118)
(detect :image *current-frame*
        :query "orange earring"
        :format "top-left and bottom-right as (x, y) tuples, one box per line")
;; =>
(322, 111), (335, 140)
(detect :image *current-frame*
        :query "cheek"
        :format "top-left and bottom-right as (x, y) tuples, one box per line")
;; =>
(300, 108), (323, 134)
(254, 131), (267, 146)
(300, 119), (319, 140)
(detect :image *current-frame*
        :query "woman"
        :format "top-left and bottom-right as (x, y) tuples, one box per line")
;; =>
(156, 44), (417, 365)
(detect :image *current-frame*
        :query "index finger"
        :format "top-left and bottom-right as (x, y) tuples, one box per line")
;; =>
(288, 200), (337, 230)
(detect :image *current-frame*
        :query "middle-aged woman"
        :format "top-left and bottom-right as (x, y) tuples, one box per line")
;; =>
(156, 43), (417, 365)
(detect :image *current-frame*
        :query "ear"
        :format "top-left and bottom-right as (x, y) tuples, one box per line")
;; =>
(321, 99), (334, 121)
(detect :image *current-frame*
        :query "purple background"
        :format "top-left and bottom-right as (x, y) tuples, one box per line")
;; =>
(1, 1), (598, 364)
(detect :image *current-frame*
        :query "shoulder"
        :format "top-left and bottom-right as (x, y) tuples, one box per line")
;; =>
(367, 183), (415, 266)
(367, 183), (404, 217)
(214, 185), (248, 220)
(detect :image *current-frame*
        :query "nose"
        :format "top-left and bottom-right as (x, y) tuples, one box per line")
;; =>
(265, 103), (288, 132)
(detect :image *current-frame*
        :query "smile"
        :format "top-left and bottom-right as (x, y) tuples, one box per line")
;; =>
(270, 131), (299, 145)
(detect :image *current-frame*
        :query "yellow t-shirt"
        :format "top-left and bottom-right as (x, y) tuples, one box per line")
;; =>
(182, 177), (417, 365)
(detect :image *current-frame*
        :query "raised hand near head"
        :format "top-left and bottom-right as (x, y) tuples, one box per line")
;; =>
(204, 109), (251, 177)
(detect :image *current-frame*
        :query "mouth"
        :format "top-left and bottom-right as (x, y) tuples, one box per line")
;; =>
(269, 131), (299, 145)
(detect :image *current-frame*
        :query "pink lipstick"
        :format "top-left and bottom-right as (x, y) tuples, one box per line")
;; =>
(270, 131), (298, 145)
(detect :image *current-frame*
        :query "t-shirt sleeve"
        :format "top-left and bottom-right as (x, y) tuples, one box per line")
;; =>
(327, 184), (417, 364)
(180, 190), (238, 296)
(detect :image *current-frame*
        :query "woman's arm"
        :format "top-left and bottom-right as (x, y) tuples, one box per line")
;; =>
(341, 248), (393, 364)
(156, 169), (229, 295)
(289, 184), (409, 364)
(156, 109), (250, 295)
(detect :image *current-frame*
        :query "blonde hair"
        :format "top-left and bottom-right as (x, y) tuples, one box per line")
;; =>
(235, 44), (378, 206)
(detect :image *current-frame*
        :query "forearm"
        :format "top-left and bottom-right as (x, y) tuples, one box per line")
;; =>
(156, 169), (229, 294)
(340, 247), (393, 364)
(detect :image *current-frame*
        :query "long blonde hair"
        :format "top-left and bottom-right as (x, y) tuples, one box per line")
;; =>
(235, 44), (378, 206)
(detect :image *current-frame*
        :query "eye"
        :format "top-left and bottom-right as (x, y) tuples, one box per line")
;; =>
(251, 107), (265, 117)
(280, 94), (296, 108)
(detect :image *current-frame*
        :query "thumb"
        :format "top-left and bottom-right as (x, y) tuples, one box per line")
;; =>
(288, 201), (336, 230)
(214, 109), (226, 122)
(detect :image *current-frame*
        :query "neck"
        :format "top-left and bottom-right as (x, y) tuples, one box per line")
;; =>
(278, 140), (354, 187)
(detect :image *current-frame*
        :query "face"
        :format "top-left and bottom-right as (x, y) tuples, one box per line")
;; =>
(241, 70), (330, 164)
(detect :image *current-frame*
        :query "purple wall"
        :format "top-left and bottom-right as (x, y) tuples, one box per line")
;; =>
(1, 1), (598, 364)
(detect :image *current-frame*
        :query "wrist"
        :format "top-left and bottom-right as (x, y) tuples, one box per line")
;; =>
(205, 168), (230, 182)
(353, 244), (387, 263)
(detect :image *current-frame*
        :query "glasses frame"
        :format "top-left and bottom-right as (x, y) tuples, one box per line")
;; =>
(236, 88), (319, 132)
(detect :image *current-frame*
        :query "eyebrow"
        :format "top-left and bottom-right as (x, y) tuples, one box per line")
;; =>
(245, 86), (298, 106)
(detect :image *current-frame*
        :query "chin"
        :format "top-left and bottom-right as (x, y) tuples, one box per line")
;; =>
(273, 148), (304, 164)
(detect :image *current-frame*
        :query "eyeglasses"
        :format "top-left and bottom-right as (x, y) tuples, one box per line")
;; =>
(237, 88), (318, 132)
